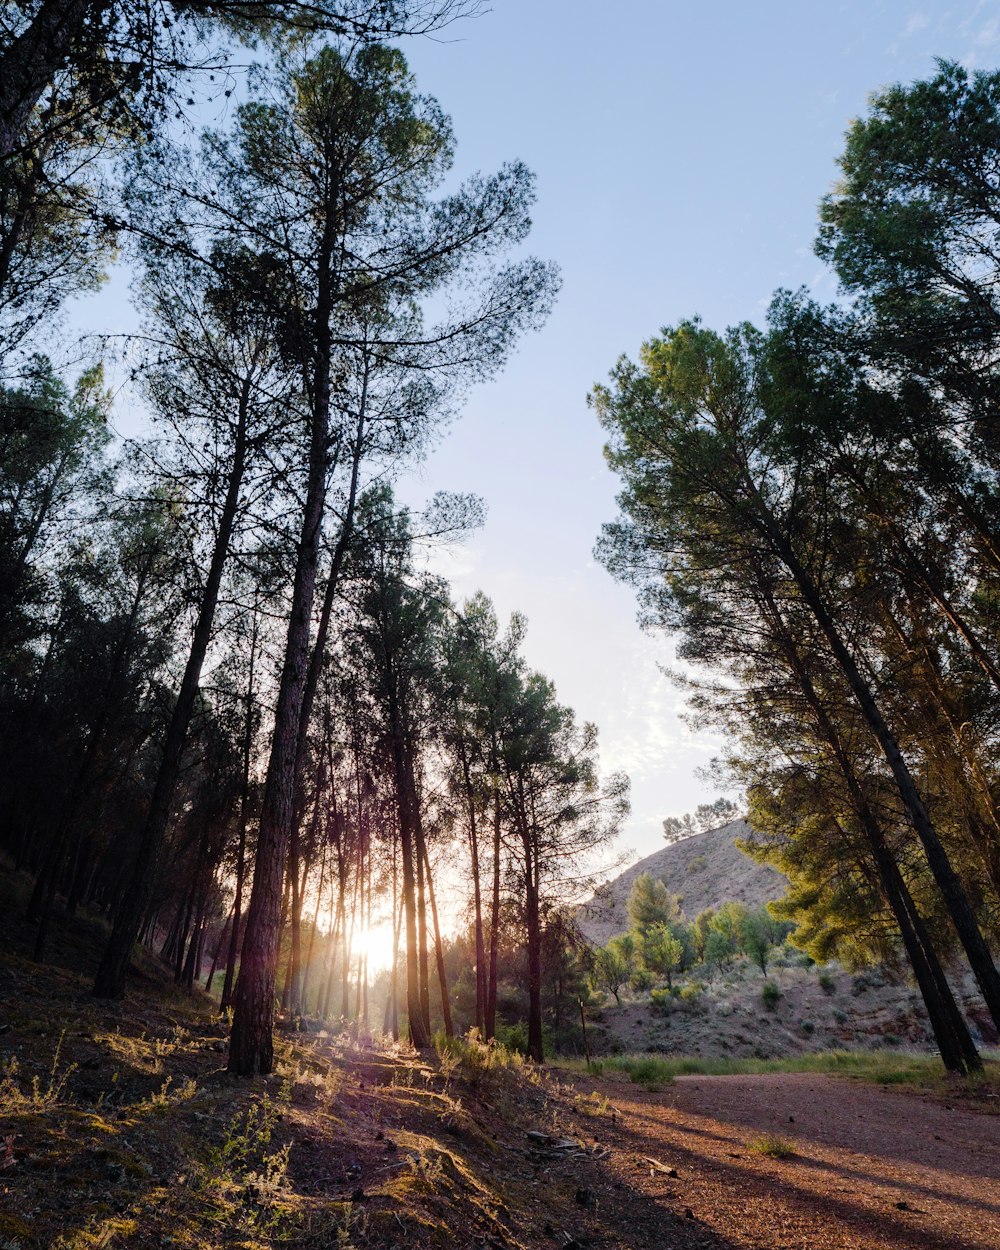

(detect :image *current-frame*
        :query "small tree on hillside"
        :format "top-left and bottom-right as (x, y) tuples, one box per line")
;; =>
(590, 934), (636, 1006)
(641, 923), (684, 988)
(626, 871), (681, 933)
(740, 905), (783, 977)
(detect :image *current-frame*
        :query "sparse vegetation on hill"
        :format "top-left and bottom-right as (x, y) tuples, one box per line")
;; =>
(577, 820), (786, 949)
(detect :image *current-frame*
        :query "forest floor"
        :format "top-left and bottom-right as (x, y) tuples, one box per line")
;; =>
(2, 865), (1000, 1250)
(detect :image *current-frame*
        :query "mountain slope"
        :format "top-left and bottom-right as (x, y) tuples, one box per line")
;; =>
(577, 820), (786, 946)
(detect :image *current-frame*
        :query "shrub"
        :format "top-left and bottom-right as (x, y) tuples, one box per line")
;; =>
(750, 1133), (795, 1159)
(495, 1021), (528, 1055)
(761, 981), (782, 1011)
(818, 972), (836, 996)
(630, 967), (654, 993)
(650, 987), (674, 1015)
(678, 983), (703, 1007)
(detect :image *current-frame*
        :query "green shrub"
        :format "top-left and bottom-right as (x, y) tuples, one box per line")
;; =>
(630, 967), (654, 993)
(750, 1133), (795, 1159)
(650, 987), (674, 1015)
(678, 983), (703, 1007)
(818, 972), (835, 995)
(495, 1021), (528, 1055)
(761, 981), (782, 1011)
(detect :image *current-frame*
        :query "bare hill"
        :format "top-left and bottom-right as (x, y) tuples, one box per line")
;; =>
(577, 819), (786, 946)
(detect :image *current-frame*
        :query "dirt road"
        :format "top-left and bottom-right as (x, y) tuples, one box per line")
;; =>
(570, 1072), (1000, 1250)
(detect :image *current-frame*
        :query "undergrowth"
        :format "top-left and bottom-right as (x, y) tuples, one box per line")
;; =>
(749, 1133), (796, 1159)
(562, 1048), (1000, 1092)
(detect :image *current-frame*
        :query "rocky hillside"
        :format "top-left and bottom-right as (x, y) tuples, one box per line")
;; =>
(578, 820), (786, 946)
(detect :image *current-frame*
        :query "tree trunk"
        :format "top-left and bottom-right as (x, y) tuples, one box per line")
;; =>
(221, 605), (259, 1014)
(485, 788), (502, 1040)
(460, 746), (486, 1032)
(95, 380), (253, 999)
(388, 716), (428, 1048)
(523, 834), (544, 1063)
(228, 290), (333, 1071)
(422, 839), (453, 1038)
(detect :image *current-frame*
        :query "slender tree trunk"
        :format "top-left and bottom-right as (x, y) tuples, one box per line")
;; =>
(460, 747), (486, 1032)
(523, 836), (543, 1063)
(341, 861), (359, 1022)
(205, 902), (234, 997)
(414, 799), (431, 1036)
(422, 840), (453, 1038)
(486, 787), (502, 1040)
(300, 839), (327, 1015)
(95, 381), (254, 998)
(221, 605), (259, 1015)
(228, 218), (337, 1071)
(388, 718), (428, 1048)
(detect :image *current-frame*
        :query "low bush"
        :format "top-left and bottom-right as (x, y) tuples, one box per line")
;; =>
(750, 1133), (796, 1159)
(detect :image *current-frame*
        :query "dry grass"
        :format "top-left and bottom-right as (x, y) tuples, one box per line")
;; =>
(748, 1133), (797, 1159)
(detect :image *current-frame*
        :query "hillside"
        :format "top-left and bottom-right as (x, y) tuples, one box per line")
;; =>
(577, 820), (786, 947)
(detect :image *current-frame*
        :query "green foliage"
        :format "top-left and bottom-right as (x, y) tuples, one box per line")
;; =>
(692, 908), (715, 962)
(749, 1134), (796, 1159)
(578, 1049), (1000, 1092)
(761, 981), (782, 1011)
(662, 798), (739, 843)
(626, 872), (681, 932)
(590, 935), (638, 1006)
(640, 924), (684, 988)
(740, 906), (783, 977)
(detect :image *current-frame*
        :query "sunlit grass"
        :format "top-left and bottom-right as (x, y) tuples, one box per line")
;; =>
(749, 1133), (797, 1159)
(558, 1048), (1000, 1092)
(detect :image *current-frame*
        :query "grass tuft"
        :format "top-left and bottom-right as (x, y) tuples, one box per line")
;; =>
(749, 1133), (796, 1159)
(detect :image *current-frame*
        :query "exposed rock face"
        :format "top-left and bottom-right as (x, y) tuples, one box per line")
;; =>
(577, 820), (786, 946)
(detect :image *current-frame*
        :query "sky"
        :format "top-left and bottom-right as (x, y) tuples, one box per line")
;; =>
(66, 0), (1000, 873)
(387, 0), (1000, 866)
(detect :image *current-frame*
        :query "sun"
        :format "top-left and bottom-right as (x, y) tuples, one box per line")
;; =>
(352, 922), (398, 975)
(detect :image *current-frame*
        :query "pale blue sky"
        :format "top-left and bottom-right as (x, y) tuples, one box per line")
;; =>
(66, 1), (1000, 870)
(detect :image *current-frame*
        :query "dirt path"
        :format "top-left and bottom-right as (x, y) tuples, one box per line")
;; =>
(569, 1072), (1000, 1250)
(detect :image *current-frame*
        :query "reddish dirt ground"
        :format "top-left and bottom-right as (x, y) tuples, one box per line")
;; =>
(570, 1071), (1000, 1250)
